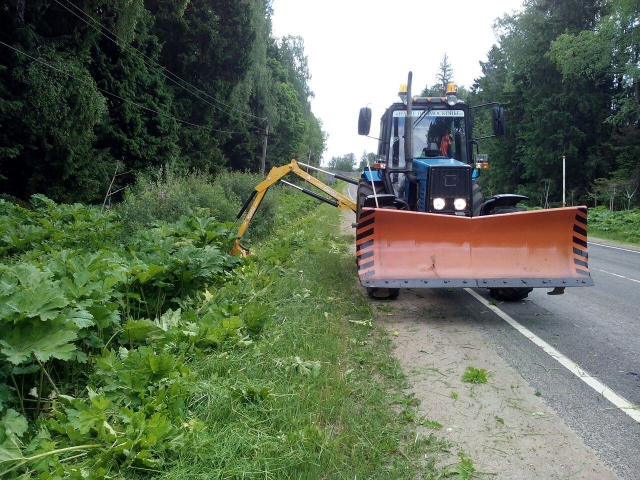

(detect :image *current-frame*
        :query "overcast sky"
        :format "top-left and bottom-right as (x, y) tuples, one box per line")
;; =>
(270, 0), (524, 165)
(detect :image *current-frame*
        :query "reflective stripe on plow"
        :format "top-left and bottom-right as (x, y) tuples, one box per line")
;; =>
(572, 210), (591, 277)
(357, 208), (376, 277)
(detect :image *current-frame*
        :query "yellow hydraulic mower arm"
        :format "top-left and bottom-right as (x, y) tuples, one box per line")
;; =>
(231, 159), (358, 256)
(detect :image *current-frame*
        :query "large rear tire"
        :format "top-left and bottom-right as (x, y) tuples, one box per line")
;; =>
(489, 287), (532, 301)
(356, 179), (399, 300)
(367, 287), (400, 300)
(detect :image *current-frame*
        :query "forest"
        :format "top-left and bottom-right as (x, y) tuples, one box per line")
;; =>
(466, 0), (639, 209)
(0, 0), (639, 209)
(0, 0), (325, 203)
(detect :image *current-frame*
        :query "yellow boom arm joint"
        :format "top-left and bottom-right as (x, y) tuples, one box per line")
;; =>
(231, 159), (357, 256)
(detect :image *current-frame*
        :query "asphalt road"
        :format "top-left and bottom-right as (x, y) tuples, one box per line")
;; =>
(459, 239), (640, 479)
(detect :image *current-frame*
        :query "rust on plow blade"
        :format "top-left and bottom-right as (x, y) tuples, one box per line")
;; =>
(356, 207), (593, 289)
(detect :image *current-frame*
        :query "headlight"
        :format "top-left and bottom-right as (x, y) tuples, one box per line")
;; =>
(454, 198), (467, 211)
(433, 198), (445, 210)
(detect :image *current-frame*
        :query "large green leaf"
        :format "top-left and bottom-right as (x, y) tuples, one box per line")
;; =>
(86, 303), (120, 329)
(0, 280), (16, 297)
(0, 317), (78, 365)
(4, 282), (69, 322)
(133, 263), (166, 284)
(64, 308), (95, 329)
(121, 319), (163, 343)
(10, 264), (52, 290)
(0, 410), (28, 442)
(0, 435), (23, 464)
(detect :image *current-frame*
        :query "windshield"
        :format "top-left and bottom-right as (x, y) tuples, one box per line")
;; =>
(388, 109), (467, 169)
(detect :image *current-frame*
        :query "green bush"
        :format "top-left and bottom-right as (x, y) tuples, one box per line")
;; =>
(117, 169), (237, 235)
(0, 204), (268, 477)
(117, 169), (281, 242)
(589, 206), (640, 244)
(0, 195), (120, 259)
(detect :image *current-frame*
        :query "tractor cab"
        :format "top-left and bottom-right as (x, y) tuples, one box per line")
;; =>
(358, 82), (506, 215)
(383, 104), (470, 166)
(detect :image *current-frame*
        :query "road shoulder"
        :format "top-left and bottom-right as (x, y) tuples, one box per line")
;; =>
(380, 289), (619, 479)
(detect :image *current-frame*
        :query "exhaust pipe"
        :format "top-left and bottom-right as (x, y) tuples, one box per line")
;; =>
(404, 71), (413, 173)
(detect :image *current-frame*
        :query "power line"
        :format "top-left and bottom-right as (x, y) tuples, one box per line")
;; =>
(0, 40), (247, 134)
(55, 0), (268, 132)
(58, 0), (268, 125)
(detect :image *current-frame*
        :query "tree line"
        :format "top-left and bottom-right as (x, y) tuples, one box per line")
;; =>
(470, 0), (639, 209)
(0, 0), (325, 203)
(332, 0), (638, 209)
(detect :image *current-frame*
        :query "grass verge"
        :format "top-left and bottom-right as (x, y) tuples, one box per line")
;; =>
(159, 195), (433, 479)
(588, 207), (640, 247)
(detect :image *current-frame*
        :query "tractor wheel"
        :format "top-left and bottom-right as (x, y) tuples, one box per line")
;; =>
(489, 287), (532, 301)
(366, 287), (400, 300)
(388, 288), (400, 299)
(485, 204), (533, 301)
(487, 206), (525, 215)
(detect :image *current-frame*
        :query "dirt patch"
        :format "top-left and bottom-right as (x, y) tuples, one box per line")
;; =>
(340, 208), (619, 479)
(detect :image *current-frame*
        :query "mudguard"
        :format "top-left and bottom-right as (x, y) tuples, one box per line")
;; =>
(356, 207), (593, 289)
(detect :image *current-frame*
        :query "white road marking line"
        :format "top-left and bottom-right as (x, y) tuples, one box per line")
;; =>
(464, 288), (640, 423)
(590, 242), (640, 254)
(592, 268), (640, 284)
(348, 184), (356, 202)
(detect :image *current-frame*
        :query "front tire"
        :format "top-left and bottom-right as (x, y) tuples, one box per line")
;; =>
(472, 179), (484, 217)
(482, 202), (533, 301)
(489, 287), (532, 301)
(356, 178), (386, 222)
(367, 287), (400, 300)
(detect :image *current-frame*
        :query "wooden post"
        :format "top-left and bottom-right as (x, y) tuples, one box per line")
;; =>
(261, 124), (269, 175)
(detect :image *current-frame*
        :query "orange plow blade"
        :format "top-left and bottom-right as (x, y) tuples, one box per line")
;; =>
(356, 207), (593, 289)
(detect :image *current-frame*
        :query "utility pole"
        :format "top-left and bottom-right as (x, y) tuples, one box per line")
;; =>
(261, 123), (269, 175)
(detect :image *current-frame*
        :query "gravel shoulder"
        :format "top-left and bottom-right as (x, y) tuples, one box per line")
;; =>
(340, 208), (620, 479)
(380, 290), (619, 479)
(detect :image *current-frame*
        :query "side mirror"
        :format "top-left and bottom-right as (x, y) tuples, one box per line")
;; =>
(492, 106), (505, 136)
(358, 107), (372, 136)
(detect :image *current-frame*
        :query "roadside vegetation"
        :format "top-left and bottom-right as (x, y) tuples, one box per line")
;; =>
(588, 207), (640, 246)
(0, 173), (462, 478)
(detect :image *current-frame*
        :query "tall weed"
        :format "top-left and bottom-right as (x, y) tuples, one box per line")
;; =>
(215, 170), (281, 239)
(0, 195), (119, 258)
(117, 169), (281, 242)
(0, 201), (267, 477)
(589, 206), (640, 245)
(117, 169), (236, 235)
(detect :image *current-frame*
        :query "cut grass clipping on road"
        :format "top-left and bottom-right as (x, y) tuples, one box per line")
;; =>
(161, 193), (443, 479)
